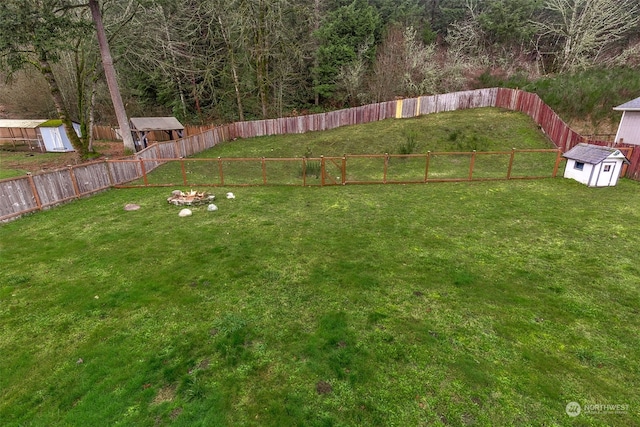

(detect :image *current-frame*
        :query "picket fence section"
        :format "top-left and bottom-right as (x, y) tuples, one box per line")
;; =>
(2, 88), (636, 222)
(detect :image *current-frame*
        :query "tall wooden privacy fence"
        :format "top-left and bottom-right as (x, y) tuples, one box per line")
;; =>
(2, 88), (637, 222)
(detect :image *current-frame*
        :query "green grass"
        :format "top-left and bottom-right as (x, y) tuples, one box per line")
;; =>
(1, 178), (640, 426)
(0, 167), (27, 179)
(2, 107), (639, 425)
(203, 108), (553, 158)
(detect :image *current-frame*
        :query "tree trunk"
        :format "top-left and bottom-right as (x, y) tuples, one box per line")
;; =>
(89, 0), (136, 152)
(313, 0), (322, 106)
(74, 44), (94, 153)
(38, 54), (85, 156)
(255, 1), (269, 119)
(88, 72), (98, 152)
(218, 15), (244, 121)
(162, 12), (187, 118)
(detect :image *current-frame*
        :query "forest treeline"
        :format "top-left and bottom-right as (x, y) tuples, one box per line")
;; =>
(1, 0), (639, 145)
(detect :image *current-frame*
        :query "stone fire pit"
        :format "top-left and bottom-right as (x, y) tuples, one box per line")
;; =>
(167, 189), (215, 206)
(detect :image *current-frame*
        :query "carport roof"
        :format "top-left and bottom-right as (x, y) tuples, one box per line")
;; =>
(0, 119), (48, 129)
(129, 117), (184, 131)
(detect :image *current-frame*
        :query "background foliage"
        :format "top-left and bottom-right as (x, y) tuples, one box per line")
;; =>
(1, 0), (639, 133)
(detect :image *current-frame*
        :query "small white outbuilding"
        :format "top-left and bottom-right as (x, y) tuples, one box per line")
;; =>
(38, 120), (79, 152)
(563, 143), (629, 187)
(613, 96), (640, 145)
(0, 119), (79, 152)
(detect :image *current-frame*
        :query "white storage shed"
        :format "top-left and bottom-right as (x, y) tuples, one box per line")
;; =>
(563, 143), (629, 187)
(38, 120), (79, 152)
(0, 119), (79, 152)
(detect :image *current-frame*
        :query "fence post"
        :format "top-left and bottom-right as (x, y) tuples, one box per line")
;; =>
(384, 153), (389, 184)
(302, 158), (307, 187)
(469, 150), (476, 180)
(68, 166), (81, 197)
(217, 157), (224, 186)
(424, 151), (431, 182)
(173, 140), (179, 159)
(262, 157), (267, 185)
(341, 155), (346, 185)
(552, 149), (563, 177)
(105, 160), (115, 187)
(506, 148), (516, 179)
(139, 158), (148, 186)
(181, 159), (187, 185)
(26, 173), (42, 211)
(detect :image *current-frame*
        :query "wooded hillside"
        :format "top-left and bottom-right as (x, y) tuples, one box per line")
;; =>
(1, 0), (639, 133)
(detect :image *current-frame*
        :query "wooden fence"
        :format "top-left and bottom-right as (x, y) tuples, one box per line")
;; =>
(2, 88), (636, 222)
(112, 149), (563, 189)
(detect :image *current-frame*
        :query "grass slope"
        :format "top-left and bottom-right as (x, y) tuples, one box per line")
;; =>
(202, 108), (554, 158)
(1, 179), (639, 426)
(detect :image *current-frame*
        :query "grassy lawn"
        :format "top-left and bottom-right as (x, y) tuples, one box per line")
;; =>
(1, 178), (639, 426)
(2, 108), (639, 426)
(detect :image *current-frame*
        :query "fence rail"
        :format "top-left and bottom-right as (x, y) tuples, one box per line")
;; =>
(2, 88), (636, 222)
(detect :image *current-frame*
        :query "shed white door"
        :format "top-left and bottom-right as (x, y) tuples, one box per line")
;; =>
(50, 127), (64, 150)
(596, 162), (616, 186)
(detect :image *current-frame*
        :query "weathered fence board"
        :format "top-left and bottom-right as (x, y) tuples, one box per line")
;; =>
(92, 125), (119, 141)
(0, 177), (38, 220)
(136, 146), (162, 173)
(32, 170), (77, 207)
(155, 141), (179, 159)
(402, 98), (419, 118)
(108, 161), (141, 185)
(73, 163), (111, 195)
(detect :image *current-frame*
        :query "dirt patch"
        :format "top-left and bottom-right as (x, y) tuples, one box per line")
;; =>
(152, 385), (177, 405)
(169, 407), (183, 420)
(316, 380), (332, 395)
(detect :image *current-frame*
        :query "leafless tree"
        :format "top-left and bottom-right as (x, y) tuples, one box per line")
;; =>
(536, 0), (640, 72)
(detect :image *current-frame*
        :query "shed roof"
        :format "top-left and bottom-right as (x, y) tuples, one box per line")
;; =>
(0, 119), (48, 129)
(614, 96), (640, 111)
(38, 119), (79, 128)
(129, 117), (184, 131)
(563, 143), (628, 164)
